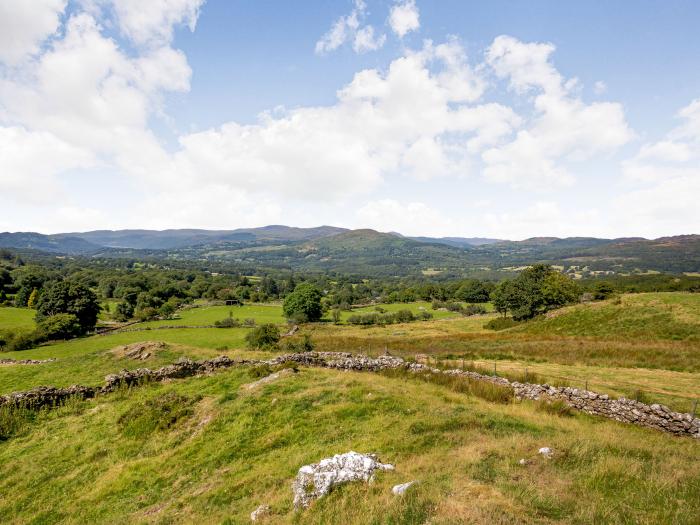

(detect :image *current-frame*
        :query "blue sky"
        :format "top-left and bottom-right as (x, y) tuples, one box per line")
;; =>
(1, 0), (699, 239)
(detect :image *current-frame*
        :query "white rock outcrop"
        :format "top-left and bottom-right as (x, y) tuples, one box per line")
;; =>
(292, 451), (394, 508)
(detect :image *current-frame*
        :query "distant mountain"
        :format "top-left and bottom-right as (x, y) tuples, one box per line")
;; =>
(409, 236), (504, 247)
(0, 232), (101, 254)
(1, 227), (698, 277)
(59, 225), (348, 249)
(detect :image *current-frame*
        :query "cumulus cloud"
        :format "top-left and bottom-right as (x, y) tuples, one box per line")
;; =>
(389, 0), (420, 38)
(616, 99), (700, 235)
(482, 36), (633, 189)
(0, 126), (93, 201)
(315, 0), (385, 54)
(97, 0), (204, 46)
(163, 39), (519, 197)
(0, 0), (66, 65)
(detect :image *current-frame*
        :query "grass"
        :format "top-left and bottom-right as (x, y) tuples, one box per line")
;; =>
(133, 303), (287, 328)
(0, 367), (698, 524)
(516, 293), (700, 341)
(0, 307), (36, 333)
(0, 328), (254, 394)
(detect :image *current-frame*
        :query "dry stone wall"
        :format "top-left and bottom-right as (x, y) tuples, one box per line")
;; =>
(1, 351), (698, 439)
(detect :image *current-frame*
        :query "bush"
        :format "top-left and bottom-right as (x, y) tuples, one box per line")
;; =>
(245, 323), (280, 349)
(282, 334), (315, 353)
(463, 304), (487, 316)
(36, 313), (82, 340)
(484, 317), (521, 331)
(135, 307), (159, 322)
(247, 363), (273, 379)
(214, 317), (241, 328)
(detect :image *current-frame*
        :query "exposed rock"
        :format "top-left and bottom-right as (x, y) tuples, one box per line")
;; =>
(392, 481), (416, 495)
(518, 458), (528, 466)
(242, 368), (297, 391)
(250, 504), (271, 521)
(292, 451), (394, 508)
(538, 447), (553, 458)
(112, 341), (168, 360)
(0, 358), (56, 366)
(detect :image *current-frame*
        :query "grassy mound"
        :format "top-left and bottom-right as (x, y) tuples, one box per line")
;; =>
(1, 367), (698, 524)
(515, 293), (700, 340)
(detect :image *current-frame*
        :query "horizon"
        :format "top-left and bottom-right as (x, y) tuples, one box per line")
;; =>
(3, 224), (698, 244)
(1, 1), (699, 239)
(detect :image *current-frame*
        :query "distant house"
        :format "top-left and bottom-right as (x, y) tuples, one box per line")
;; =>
(225, 299), (242, 306)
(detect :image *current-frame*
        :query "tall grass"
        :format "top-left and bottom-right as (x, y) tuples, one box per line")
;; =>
(381, 368), (514, 404)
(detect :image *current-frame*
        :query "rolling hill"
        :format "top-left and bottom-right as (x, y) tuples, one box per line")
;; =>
(1, 227), (699, 277)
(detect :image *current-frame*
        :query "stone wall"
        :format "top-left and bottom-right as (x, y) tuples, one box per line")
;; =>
(1, 351), (698, 439)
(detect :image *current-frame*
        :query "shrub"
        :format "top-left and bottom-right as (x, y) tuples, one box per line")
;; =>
(282, 334), (315, 353)
(247, 363), (273, 379)
(245, 323), (280, 349)
(243, 318), (256, 327)
(214, 317), (241, 328)
(135, 307), (159, 322)
(484, 317), (521, 331)
(463, 304), (487, 316)
(36, 313), (82, 340)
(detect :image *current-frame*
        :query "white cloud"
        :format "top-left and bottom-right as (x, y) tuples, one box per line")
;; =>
(616, 99), (700, 235)
(388, 0), (420, 38)
(594, 80), (607, 95)
(0, 126), (93, 201)
(482, 36), (633, 189)
(106, 0), (204, 46)
(315, 0), (385, 55)
(0, 0), (66, 65)
(356, 199), (453, 236)
(353, 25), (386, 53)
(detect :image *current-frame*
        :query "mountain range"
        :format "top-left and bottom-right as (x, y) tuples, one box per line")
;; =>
(1, 227), (698, 277)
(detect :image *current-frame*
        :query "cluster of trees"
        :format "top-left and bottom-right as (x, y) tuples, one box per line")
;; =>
(0, 280), (101, 350)
(491, 265), (581, 320)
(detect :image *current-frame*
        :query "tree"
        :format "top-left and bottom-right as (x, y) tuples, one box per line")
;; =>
(245, 323), (280, 349)
(491, 265), (580, 320)
(35, 281), (101, 334)
(456, 280), (492, 303)
(283, 283), (323, 322)
(592, 281), (615, 300)
(27, 288), (39, 308)
(114, 301), (134, 322)
(37, 313), (82, 340)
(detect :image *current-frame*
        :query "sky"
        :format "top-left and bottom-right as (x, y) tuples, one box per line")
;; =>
(1, 0), (699, 240)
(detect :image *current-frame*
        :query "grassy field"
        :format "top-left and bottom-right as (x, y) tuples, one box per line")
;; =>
(1, 367), (699, 524)
(134, 304), (287, 328)
(0, 307), (36, 333)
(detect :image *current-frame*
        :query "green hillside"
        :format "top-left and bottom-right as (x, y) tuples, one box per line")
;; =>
(514, 293), (700, 341)
(2, 367), (699, 524)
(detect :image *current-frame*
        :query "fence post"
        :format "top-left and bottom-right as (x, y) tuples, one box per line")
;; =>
(585, 380), (588, 391)
(691, 399), (698, 419)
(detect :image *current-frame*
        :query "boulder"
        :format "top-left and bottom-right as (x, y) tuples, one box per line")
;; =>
(292, 451), (394, 508)
(250, 504), (270, 522)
